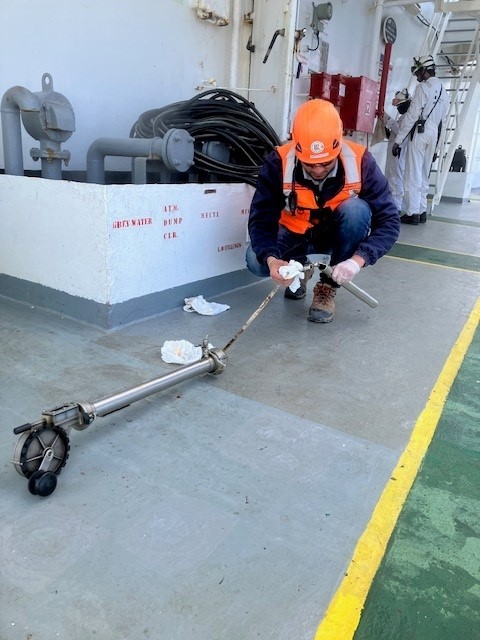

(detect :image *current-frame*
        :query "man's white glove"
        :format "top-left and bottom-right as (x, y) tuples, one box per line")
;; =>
(331, 258), (361, 285)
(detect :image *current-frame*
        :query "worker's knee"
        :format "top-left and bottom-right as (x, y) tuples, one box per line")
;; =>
(334, 198), (371, 239)
(246, 244), (270, 277)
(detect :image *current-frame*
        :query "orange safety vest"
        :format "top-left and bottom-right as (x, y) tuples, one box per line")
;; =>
(278, 140), (364, 235)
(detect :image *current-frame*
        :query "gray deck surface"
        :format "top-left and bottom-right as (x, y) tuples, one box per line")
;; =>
(1, 200), (479, 640)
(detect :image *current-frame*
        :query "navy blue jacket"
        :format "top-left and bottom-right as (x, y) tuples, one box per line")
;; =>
(248, 147), (400, 266)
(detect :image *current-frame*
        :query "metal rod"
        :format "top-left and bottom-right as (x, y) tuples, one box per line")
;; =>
(89, 357), (218, 418)
(223, 284), (281, 352)
(323, 265), (378, 308)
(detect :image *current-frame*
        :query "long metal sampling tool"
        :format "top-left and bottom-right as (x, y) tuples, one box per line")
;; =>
(11, 338), (228, 497)
(311, 261), (378, 308)
(11, 263), (377, 497)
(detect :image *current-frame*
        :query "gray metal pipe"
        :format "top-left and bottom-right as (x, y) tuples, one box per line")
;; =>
(87, 137), (166, 184)
(75, 349), (227, 427)
(1, 86), (41, 175)
(87, 129), (194, 184)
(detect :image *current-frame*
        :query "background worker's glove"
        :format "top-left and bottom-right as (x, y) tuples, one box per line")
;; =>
(392, 143), (401, 157)
(331, 258), (361, 285)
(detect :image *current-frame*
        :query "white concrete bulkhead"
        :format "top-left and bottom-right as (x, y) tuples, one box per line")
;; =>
(0, 175), (255, 328)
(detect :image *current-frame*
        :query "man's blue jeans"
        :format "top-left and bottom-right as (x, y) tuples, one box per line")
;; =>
(246, 198), (371, 281)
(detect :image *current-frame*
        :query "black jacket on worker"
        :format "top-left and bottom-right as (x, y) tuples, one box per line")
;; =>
(248, 146), (400, 267)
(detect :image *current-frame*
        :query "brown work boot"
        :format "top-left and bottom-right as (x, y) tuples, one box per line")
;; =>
(284, 264), (314, 300)
(308, 282), (336, 323)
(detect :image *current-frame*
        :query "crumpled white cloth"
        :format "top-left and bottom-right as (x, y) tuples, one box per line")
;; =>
(161, 339), (213, 364)
(183, 295), (230, 315)
(278, 260), (305, 293)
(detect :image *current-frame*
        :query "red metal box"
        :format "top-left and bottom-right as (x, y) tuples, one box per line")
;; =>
(329, 74), (347, 109)
(340, 76), (379, 133)
(309, 72), (332, 100)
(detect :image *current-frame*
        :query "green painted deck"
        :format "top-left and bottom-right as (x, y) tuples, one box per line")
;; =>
(354, 325), (480, 640)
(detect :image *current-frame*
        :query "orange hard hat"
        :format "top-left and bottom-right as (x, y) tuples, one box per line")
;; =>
(291, 99), (343, 163)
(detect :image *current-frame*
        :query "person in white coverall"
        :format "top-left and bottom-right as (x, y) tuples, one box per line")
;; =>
(392, 55), (450, 225)
(384, 88), (411, 214)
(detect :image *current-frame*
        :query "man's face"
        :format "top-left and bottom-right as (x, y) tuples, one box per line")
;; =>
(300, 158), (337, 181)
(415, 69), (426, 82)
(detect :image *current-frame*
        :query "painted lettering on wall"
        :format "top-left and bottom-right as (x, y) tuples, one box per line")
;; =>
(112, 218), (152, 229)
(163, 215), (182, 240)
(164, 204), (179, 213)
(240, 208), (249, 215)
(218, 242), (242, 252)
(201, 211), (220, 219)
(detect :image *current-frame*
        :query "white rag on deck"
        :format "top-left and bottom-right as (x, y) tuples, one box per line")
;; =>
(183, 295), (230, 315)
(161, 339), (213, 364)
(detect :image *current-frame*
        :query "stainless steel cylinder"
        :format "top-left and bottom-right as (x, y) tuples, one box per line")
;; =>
(75, 349), (227, 429)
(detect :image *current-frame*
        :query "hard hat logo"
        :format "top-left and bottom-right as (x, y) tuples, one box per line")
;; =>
(291, 99), (343, 163)
(311, 141), (325, 154)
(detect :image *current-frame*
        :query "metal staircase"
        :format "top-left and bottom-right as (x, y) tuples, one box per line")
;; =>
(402, 3), (480, 211)
(422, 6), (480, 209)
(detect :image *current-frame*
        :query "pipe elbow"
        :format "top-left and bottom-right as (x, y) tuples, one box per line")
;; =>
(1, 86), (41, 114)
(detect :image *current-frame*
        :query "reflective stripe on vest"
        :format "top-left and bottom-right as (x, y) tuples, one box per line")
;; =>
(278, 140), (364, 234)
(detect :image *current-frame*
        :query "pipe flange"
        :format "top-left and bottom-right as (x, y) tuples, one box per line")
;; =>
(208, 348), (228, 374)
(30, 147), (71, 163)
(161, 128), (195, 172)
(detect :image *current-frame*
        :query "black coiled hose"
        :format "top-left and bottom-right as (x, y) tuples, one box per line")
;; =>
(129, 89), (281, 186)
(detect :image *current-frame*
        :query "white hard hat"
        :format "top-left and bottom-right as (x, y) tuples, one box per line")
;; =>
(392, 88), (410, 106)
(411, 55), (435, 74)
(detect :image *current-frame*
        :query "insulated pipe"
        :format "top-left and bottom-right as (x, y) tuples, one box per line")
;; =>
(229, 0), (242, 90)
(76, 349), (227, 427)
(1, 86), (41, 175)
(368, 0), (385, 80)
(281, 5), (298, 141)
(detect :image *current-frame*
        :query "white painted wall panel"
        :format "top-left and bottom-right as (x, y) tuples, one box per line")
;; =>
(106, 182), (253, 303)
(0, 175), (108, 301)
(0, 176), (254, 305)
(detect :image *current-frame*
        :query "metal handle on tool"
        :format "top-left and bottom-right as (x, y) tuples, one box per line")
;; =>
(321, 264), (378, 308)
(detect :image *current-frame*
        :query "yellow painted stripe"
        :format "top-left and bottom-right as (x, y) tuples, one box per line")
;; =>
(387, 255), (480, 275)
(393, 242), (479, 259)
(314, 297), (480, 640)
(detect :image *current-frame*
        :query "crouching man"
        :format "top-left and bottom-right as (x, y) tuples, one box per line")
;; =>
(246, 99), (400, 323)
